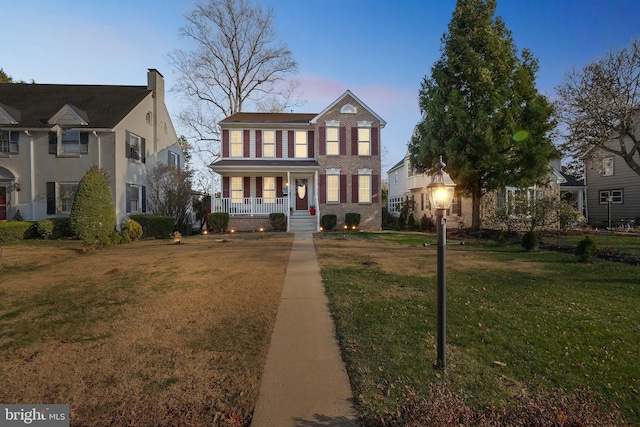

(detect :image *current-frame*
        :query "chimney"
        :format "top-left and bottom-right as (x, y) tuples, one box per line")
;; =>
(147, 68), (165, 105)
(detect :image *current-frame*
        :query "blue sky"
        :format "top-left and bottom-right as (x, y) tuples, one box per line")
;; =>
(4, 0), (640, 170)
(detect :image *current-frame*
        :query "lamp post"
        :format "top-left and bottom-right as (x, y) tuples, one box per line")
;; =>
(427, 156), (456, 369)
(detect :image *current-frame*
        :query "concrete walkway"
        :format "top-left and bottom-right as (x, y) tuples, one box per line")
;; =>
(251, 232), (358, 427)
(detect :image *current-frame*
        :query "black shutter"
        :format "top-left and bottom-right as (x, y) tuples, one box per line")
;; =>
(126, 184), (131, 213)
(49, 132), (57, 155)
(46, 182), (56, 214)
(125, 131), (131, 159)
(142, 186), (147, 213)
(141, 138), (146, 163)
(9, 131), (19, 154)
(80, 132), (89, 154)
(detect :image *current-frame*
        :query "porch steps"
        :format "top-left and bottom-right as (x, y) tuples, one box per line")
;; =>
(289, 215), (318, 232)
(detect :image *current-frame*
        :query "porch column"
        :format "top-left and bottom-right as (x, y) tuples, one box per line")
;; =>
(315, 170), (319, 231)
(578, 189), (584, 217)
(287, 171), (291, 232)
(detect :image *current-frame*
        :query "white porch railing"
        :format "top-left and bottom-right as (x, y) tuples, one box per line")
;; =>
(213, 197), (289, 216)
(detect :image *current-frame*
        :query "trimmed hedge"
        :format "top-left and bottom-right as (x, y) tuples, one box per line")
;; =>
(321, 214), (337, 231)
(129, 214), (175, 239)
(121, 218), (143, 241)
(345, 212), (361, 228)
(0, 222), (33, 242)
(269, 213), (286, 231)
(50, 217), (74, 239)
(208, 212), (229, 233)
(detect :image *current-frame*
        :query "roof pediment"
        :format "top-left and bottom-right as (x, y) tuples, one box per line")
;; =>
(47, 103), (89, 126)
(310, 90), (386, 126)
(0, 102), (21, 124)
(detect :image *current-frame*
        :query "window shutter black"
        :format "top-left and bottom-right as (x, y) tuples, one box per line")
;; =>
(141, 138), (146, 163)
(9, 131), (19, 154)
(46, 182), (56, 214)
(49, 132), (57, 155)
(125, 131), (131, 159)
(142, 186), (147, 213)
(80, 132), (89, 154)
(126, 184), (131, 213)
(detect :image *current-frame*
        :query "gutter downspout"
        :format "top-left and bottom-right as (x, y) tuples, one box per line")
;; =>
(25, 130), (35, 220)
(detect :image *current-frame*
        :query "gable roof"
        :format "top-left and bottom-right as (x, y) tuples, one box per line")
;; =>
(220, 112), (316, 125)
(311, 90), (386, 126)
(0, 83), (151, 129)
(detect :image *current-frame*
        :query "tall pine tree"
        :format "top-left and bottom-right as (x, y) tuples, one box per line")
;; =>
(409, 0), (556, 230)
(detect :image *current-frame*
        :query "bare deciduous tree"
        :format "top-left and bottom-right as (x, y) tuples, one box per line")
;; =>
(556, 37), (640, 176)
(168, 0), (300, 180)
(147, 163), (193, 229)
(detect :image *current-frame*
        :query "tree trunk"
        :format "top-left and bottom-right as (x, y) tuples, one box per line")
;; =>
(471, 186), (482, 231)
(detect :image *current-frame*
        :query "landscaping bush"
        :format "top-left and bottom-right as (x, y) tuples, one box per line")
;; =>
(321, 214), (337, 231)
(13, 210), (23, 221)
(129, 214), (175, 239)
(345, 212), (361, 229)
(69, 166), (117, 245)
(419, 214), (434, 232)
(36, 219), (54, 239)
(407, 213), (417, 231)
(207, 212), (229, 233)
(576, 236), (597, 262)
(495, 229), (507, 247)
(0, 222), (32, 242)
(120, 218), (143, 241)
(269, 213), (286, 231)
(521, 230), (538, 252)
(50, 217), (73, 239)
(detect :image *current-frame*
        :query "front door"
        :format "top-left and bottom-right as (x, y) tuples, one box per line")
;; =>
(295, 179), (308, 211)
(0, 186), (6, 221)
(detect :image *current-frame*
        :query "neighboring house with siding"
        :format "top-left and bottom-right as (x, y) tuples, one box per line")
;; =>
(210, 90), (385, 232)
(584, 150), (640, 227)
(0, 69), (185, 226)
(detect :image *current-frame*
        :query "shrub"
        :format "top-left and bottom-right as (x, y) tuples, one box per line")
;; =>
(419, 214), (434, 232)
(269, 213), (286, 231)
(345, 213), (361, 229)
(13, 210), (23, 221)
(121, 230), (132, 244)
(207, 212), (229, 233)
(398, 211), (407, 230)
(69, 166), (117, 246)
(0, 222), (32, 242)
(494, 229), (507, 246)
(50, 217), (73, 239)
(576, 236), (597, 262)
(109, 230), (123, 245)
(521, 230), (538, 252)
(121, 218), (143, 241)
(37, 219), (54, 239)
(321, 214), (337, 231)
(129, 214), (175, 239)
(407, 213), (417, 231)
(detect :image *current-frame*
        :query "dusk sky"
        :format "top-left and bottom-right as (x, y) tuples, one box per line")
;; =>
(5, 0), (640, 170)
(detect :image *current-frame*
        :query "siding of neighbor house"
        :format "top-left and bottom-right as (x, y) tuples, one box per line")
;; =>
(0, 69), (184, 226)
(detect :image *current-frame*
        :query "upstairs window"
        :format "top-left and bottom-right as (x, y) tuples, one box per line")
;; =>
(263, 130), (275, 158)
(326, 127), (339, 155)
(61, 130), (88, 154)
(230, 130), (242, 157)
(0, 130), (18, 154)
(602, 157), (614, 176)
(294, 131), (307, 158)
(358, 127), (371, 156)
(125, 131), (144, 162)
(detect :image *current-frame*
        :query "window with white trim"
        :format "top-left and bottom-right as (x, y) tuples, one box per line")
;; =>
(358, 127), (371, 156)
(358, 174), (372, 203)
(326, 127), (339, 155)
(264, 177), (275, 203)
(295, 130), (307, 158)
(126, 131), (142, 160)
(169, 151), (179, 169)
(59, 183), (78, 213)
(231, 177), (243, 203)
(230, 130), (242, 157)
(263, 130), (275, 158)
(599, 189), (623, 204)
(602, 157), (614, 176)
(0, 130), (18, 154)
(129, 184), (140, 212)
(327, 174), (339, 203)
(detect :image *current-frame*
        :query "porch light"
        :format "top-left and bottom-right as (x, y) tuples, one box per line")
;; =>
(344, 225), (348, 230)
(259, 227), (264, 232)
(230, 228), (235, 234)
(203, 230), (208, 235)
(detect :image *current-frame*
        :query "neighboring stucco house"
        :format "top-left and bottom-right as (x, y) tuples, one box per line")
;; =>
(387, 151), (573, 230)
(0, 69), (185, 226)
(584, 151), (639, 227)
(209, 90), (385, 232)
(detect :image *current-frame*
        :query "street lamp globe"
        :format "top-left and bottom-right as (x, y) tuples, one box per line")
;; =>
(427, 156), (456, 210)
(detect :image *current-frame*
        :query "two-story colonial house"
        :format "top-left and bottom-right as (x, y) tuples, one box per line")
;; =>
(210, 90), (385, 232)
(0, 69), (185, 226)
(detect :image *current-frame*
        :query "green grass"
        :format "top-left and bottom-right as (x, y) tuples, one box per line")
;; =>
(540, 231), (640, 256)
(316, 231), (640, 425)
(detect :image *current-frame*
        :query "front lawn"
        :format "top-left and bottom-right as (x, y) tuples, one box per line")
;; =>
(315, 231), (639, 425)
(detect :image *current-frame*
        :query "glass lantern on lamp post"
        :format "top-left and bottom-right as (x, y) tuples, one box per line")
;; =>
(427, 156), (456, 369)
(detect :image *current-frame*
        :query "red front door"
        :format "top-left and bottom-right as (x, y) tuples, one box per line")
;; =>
(295, 179), (308, 211)
(0, 186), (6, 221)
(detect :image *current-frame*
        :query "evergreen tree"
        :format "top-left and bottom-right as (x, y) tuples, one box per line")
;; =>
(69, 167), (117, 245)
(409, 0), (556, 230)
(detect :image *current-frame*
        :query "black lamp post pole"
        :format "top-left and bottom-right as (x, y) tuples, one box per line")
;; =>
(436, 208), (447, 369)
